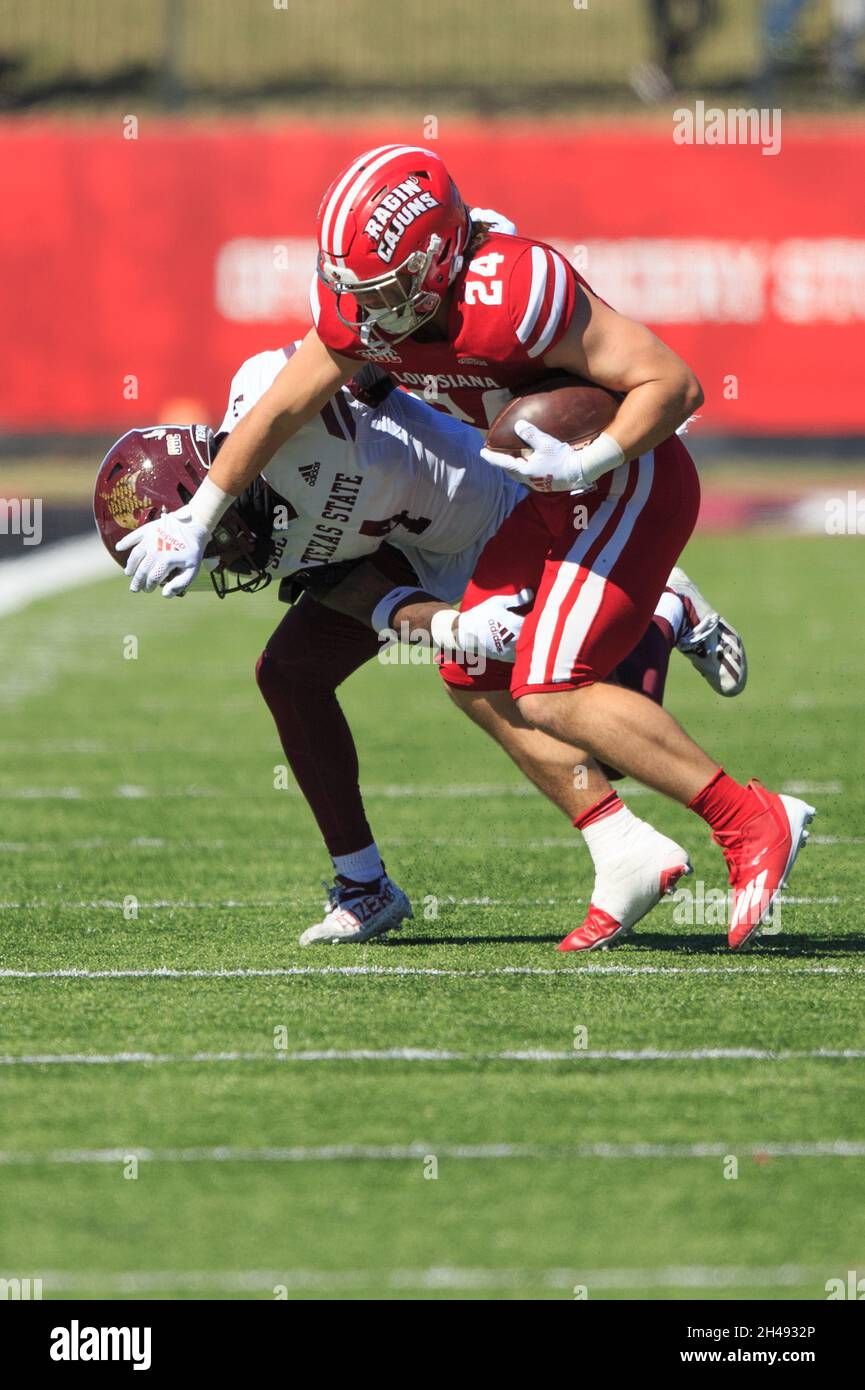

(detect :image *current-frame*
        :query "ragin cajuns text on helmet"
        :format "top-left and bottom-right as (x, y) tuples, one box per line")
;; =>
(316, 145), (470, 349)
(93, 425), (273, 597)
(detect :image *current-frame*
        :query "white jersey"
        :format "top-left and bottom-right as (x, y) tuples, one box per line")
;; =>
(217, 346), (522, 603)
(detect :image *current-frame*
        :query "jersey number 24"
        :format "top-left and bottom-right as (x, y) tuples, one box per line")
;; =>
(463, 252), (504, 306)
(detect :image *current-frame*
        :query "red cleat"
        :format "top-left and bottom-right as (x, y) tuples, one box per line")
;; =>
(714, 781), (815, 951)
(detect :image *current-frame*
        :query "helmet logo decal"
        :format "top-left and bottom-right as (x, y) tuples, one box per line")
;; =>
(99, 466), (153, 531)
(363, 177), (441, 265)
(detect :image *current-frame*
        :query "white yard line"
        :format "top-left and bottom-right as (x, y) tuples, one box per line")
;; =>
(0, 784), (847, 803)
(0, 838), (179, 852)
(0, 1141), (861, 1166)
(0, 785), (536, 800)
(0, 896), (574, 910)
(0, 894), (844, 912)
(0, 786), (223, 800)
(34, 1263), (826, 1293)
(1, 1047), (863, 1066)
(0, 535), (113, 619)
(0, 832), (859, 851)
(1, 964), (861, 980)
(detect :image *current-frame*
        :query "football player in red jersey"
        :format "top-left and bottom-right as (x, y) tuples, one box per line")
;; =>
(102, 351), (745, 948)
(118, 144), (813, 951)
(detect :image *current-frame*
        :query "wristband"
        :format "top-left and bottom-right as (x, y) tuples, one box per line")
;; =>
(430, 607), (460, 651)
(188, 475), (234, 532)
(370, 585), (429, 635)
(578, 431), (626, 484)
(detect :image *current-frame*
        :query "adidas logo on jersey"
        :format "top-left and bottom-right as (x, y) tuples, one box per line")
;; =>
(299, 462), (321, 487)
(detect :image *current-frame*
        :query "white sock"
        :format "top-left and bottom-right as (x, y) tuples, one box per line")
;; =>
(579, 801), (688, 925)
(332, 843), (384, 884)
(654, 590), (687, 643)
(580, 801), (644, 872)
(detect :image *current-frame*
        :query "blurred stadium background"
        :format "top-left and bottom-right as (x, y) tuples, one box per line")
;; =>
(1, 0), (864, 107)
(2, 0), (865, 1303)
(1, 0), (864, 572)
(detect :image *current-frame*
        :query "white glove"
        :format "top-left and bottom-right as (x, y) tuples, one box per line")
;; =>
(431, 588), (533, 663)
(115, 506), (210, 597)
(470, 206), (517, 237)
(481, 420), (625, 495)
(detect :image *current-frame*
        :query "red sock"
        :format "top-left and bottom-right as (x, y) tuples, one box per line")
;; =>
(688, 768), (753, 834)
(573, 791), (623, 831)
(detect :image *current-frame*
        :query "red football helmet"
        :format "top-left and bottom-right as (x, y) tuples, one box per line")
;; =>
(316, 144), (470, 348)
(93, 425), (273, 597)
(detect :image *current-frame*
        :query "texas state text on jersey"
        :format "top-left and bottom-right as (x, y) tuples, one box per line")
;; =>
(311, 232), (588, 430)
(217, 345), (520, 602)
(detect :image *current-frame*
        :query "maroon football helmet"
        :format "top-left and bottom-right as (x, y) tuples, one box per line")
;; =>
(93, 425), (273, 597)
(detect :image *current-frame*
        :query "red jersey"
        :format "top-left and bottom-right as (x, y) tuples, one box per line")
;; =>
(311, 232), (589, 431)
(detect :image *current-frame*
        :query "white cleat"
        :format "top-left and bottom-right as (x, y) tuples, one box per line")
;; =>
(299, 875), (413, 946)
(558, 823), (692, 952)
(668, 565), (747, 697)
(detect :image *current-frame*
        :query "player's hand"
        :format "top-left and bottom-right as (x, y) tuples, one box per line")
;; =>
(454, 588), (534, 663)
(115, 506), (209, 597)
(470, 206), (517, 236)
(481, 421), (590, 494)
(481, 421), (625, 495)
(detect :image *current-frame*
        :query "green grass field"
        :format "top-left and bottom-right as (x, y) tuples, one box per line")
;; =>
(1, 532), (863, 1301)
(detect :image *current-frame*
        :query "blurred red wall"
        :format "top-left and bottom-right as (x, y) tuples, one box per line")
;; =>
(2, 119), (864, 433)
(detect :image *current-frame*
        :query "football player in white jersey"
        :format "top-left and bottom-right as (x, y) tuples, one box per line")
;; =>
(214, 343), (520, 608)
(98, 345), (746, 947)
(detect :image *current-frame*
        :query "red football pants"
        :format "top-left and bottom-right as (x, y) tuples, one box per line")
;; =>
(440, 435), (700, 697)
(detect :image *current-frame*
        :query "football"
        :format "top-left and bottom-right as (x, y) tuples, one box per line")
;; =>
(485, 374), (620, 457)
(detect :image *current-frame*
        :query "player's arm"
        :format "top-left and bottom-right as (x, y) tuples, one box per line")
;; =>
(116, 329), (356, 597)
(543, 285), (703, 459)
(207, 328), (356, 497)
(485, 293), (704, 494)
(318, 560), (531, 663)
